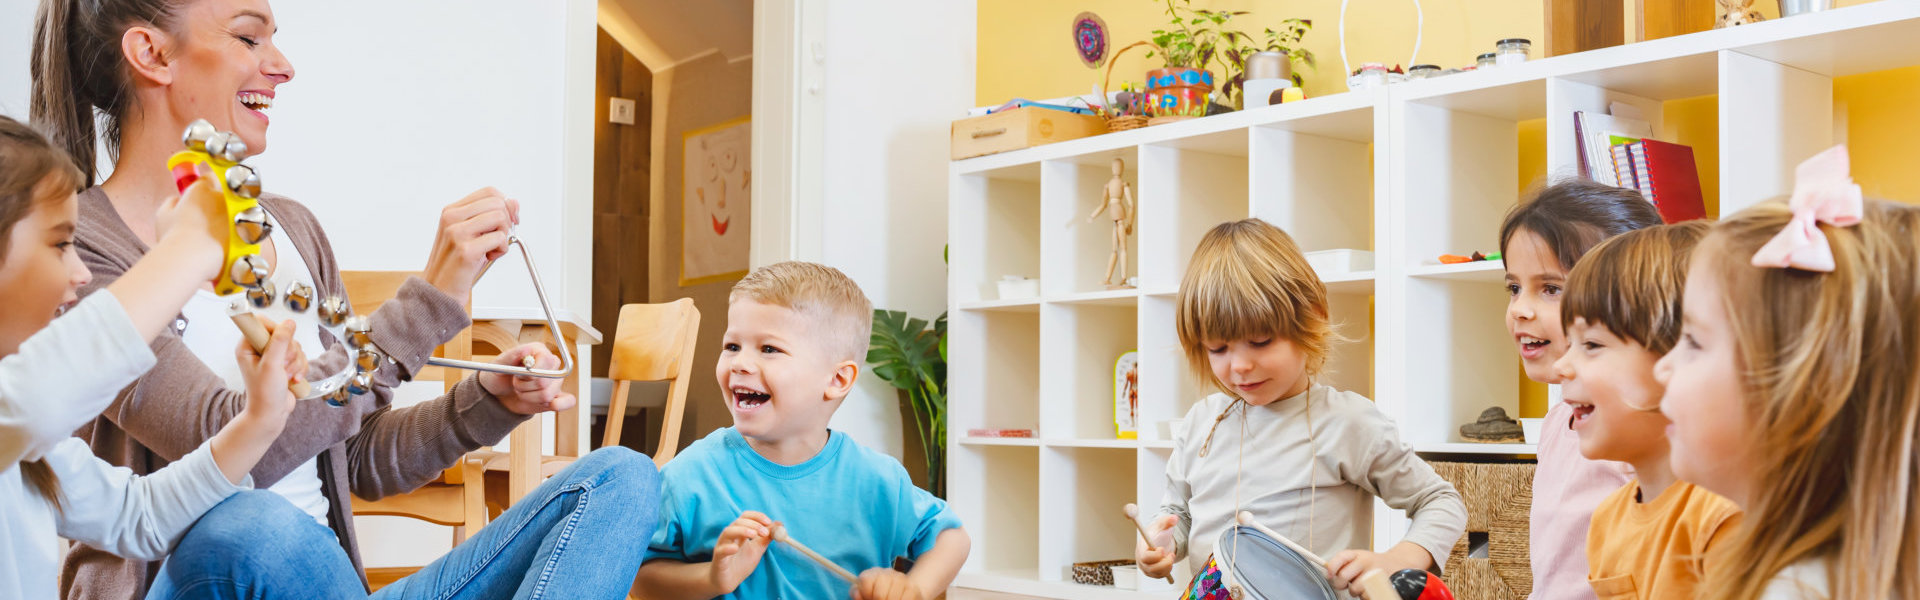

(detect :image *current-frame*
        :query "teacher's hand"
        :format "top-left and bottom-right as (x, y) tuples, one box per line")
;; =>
(422, 187), (519, 307)
(479, 343), (576, 415)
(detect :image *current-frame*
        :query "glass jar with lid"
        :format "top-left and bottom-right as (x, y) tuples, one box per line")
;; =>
(1496, 38), (1532, 66)
(1476, 52), (1498, 69)
(1408, 64), (1443, 79)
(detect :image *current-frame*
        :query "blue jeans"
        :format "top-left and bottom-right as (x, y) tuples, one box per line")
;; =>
(148, 446), (661, 600)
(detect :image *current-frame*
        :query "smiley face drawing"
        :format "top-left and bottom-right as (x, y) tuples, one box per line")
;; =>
(683, 119), (751, 284)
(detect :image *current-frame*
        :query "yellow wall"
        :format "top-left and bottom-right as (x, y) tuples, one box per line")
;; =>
(978, 0), (1545, 105)
(1836, 65), (1920, 203)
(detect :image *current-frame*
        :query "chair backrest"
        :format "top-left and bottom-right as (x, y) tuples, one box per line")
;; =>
(339, 270), (486, 547)
(604, 299), (701, 466)
(340, 271), (471, 392)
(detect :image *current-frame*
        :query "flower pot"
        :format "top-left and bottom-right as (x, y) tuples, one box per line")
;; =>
(1780, 0), (1832, 16)
(1146, 67), (1214, 117)
(1243, 51), (1294, 82)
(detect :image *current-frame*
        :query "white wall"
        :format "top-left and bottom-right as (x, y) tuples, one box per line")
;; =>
(0, 1), (593, 319)
(1, 0), (597, 568)
(812, 1), (976, 458)
(0, 2), (32, 117)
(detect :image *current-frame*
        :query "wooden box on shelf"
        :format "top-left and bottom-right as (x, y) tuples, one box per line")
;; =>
(951, 107), (1108, 160)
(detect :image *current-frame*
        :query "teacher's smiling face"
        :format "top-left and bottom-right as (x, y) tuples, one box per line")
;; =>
(135, 0), (294, 157)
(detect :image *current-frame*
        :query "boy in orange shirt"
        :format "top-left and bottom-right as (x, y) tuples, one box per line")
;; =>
(1550, 222), (1740, 599)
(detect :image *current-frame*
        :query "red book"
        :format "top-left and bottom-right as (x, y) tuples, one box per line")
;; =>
(1639, 139), (1707, 223)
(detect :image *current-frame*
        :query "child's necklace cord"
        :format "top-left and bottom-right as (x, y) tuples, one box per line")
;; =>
(1198, 398), (1245, 458)
(1210, 387), (1321, 581)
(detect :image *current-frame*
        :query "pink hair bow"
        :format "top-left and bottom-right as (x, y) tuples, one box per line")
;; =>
(1750, 145), (1862, 272)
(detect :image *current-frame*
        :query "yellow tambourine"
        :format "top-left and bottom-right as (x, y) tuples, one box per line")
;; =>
(168, 119), (268, 296)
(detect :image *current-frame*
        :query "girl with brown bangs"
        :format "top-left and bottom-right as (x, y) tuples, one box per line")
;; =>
(1656, 146), (1920, 600)
(1549, 221), (1742, 600)
(1134, 218), (1466, 599)
(1500, 179), (1665, 600)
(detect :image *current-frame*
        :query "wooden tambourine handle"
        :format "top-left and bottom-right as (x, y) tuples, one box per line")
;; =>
(229, 314), (313, 398)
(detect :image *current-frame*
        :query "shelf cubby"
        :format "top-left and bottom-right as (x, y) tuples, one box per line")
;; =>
(1039, 302), (1139, 442)
(1394, 78), (1545, 269)
(1547, 53), (1722, 213)
(952, 162), (1042, 304)
(1041, 148), (1141, 296)
(949, 309), (1041, 436)
(1137, 134), (1251, 292)
(1251, 109), (1376, 255)
(1037, 446), (1137, 582)
(1398, 277), (1519, 447)
(951, 445), (1040, 575)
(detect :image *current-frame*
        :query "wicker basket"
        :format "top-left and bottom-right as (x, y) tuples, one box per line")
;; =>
(1070, 559), (1136, 586)
(1430, 460), (1536, 600)
(1107, 115), (1150, 132)
(1097, 41), (1155, 131)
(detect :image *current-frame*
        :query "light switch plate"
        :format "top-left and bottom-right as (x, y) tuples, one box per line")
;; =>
(609, 97), (636, 125)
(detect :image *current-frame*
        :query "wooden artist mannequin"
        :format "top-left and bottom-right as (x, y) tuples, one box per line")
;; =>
(1085, 157), (1136, 287)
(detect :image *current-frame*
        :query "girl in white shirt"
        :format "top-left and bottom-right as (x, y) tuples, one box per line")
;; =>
(0, 115), (299, 599)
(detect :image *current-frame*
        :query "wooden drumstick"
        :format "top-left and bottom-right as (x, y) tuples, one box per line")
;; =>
(230, 314), (313, 398)
(771, 524), (859, 584)
(1122, 503), (1178, 584)
(1236, 511), (1397, 600)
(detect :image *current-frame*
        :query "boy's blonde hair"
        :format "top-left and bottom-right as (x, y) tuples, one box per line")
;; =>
(1695, 199), (1920, 600)
(1176, 219), (1333, 396)
(730, 261), (873, 363)
(1561, 221), (1710, 358)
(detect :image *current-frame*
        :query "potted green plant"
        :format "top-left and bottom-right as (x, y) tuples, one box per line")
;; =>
(868, 309), (947, 498)
(1143, 0), (1252, 118)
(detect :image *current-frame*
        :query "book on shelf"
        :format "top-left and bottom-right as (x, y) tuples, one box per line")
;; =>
(1628, 141), (1654, 197)
(1575, 110), (1653, 186)
(1636, 139), (1707, 223)
(1609, 143), (1639, 195)
(966, 428), (1036, 438)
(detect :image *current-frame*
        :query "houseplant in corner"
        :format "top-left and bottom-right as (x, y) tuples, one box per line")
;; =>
(1143, 0), (1252, 120)
(869, 309), (947, 498)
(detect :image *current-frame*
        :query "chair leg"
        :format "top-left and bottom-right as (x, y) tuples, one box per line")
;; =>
(458, 456), (486, 544)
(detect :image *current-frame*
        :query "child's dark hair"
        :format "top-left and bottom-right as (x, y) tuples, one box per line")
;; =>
(1560, 221), (1710, 357)
(0, 114), (80, 514)
(1499, 179), (1665, 272)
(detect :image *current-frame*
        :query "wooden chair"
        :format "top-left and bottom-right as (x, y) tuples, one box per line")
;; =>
(471, 299), (700, 516)
(339, 271), (485, 588)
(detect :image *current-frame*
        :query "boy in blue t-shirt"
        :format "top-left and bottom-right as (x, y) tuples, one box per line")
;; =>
(633, 262), (969, 600)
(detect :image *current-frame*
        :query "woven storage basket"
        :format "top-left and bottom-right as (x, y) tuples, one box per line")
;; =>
(1430, 461), (1536, 600)
(1097, 41), (1156, 131)
(1070, 559), (1136, 586)
(1107, 115), (1150, 132)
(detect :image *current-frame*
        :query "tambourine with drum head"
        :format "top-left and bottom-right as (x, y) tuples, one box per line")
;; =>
(169, 119), (573, 407)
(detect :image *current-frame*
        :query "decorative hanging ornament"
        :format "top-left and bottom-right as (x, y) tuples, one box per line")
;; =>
(1072, 11), (1109, 69)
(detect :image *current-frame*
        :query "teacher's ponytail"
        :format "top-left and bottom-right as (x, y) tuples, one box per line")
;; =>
(30, 0), (186, 187)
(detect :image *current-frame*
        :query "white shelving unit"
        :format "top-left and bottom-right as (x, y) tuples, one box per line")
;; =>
(948, 4), (1920, 596)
